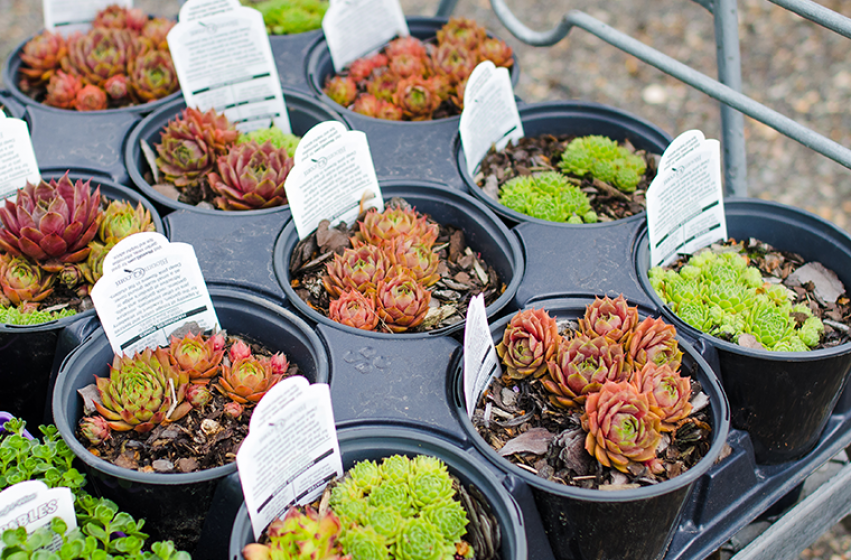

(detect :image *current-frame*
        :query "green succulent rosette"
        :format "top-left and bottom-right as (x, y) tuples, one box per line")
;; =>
(498, 171), (597, 224)
(558, 135), (647, 192)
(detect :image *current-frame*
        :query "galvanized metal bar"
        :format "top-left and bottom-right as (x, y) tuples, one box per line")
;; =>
(435, 0), (459, 17)
(767, 0), (851, 39)
(712, 0), (748, 196)
(488, 0), (851, 178)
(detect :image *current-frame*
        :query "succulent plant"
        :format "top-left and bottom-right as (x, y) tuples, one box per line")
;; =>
(169, 331), (225, 383)
(98, 199), (156, 244)
(631, 363), (693, 431)
(243, 506), (349, 560)
(377, 100), (404, 121)
(352, 93), (382, 118)
(127, 49), (179, 103)
(542, 334), (627, 408)
(94, 347), (191, 433)
(62, 28), (134, 88)
(355, 206), (439, 248)
(625, 316), (683, 372)
(155, 107), (240, 188)
(384, 37), (428, 60)
(499, 171), (597, 224)
(18, 30), (67, 92)
(583, 380), (664, 474)
(237, 126), (301, 155)
(92, 5), (147, 31)
(325, 75), (358, 107)
(216, 354), (283, 404)
(0, 254), (55, 307)
(375, 270), (432, 333)
(436, 17), (487, 50)
(80, 240), (113, 285)
(74, 84), (108, 111)
(477, 37), (514, 68)
(224, 400), (245, 419)
(79, 415), (112, 446)
(141, 17), (177, 49)
(44, 70), (82, 109)
(229, 339), (253, 362)
(389, 52), (429, 79)
(269, 352), (290, 375)
(578, 295), (640, 343)
(744, 296), (797, 349)
(366, 69), (399, 103)
(0, 305), (76, 325)
(387, 236), (441, 287)
(323, 244), (390, 298)
(252, 0), (329, 36)
(207, 140), (295, 210)
(431, 42), (478, 86)
(496, 307), (561, 380)
(185, 383), (214, 408)
(103, 73), (130, 102)
(558, 135), (647, 193)
(58, 263), (85, 291)
(348, 53), (389, 83)
(328, 289), (380, 331)
(393, 76), (442, 121)
(0, 173), (103, 272)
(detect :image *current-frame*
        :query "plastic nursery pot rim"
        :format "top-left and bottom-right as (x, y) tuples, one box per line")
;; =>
(633, 197), (851, 363)
(124, 92), (347, 216)
(454, 100), (672, 227)
(3, 35), (181, 116)
(273, 179), (525, 339)
(451, 296), (731, 502)
(305, 16), (520, 125)
(52, 286), (330, 486)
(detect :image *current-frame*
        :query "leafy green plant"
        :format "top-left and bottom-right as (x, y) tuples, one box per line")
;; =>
(558, 135), (647, 193)
(247, 0), (328, 35)
(236, 126), (301, 155)
(498, 172), (597, 224)
(0, 305), (76, 325)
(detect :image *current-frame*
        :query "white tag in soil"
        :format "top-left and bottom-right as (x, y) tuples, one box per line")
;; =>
(178, 0), (240, 22)
(0, 118), (41, 203)
(167, 2), (291, 133)
(646, 130), (726, 268)
(43, 0), (132, 34)
(322, 0), (408, 73)
(91, 233), (220, 356)
(286, 121), (383, 240)
(0, 481), (76, 553)
(463, 294), (500, 418)
(459, 61), (524, 175)
(237, 376), (343, 540)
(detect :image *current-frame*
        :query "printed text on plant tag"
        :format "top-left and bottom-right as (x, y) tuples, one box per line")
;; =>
(0, 119), (40, 202)
(322, 0), (408, 72)
(464, 294), (500, 417)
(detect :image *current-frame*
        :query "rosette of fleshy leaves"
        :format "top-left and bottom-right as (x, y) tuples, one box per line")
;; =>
(0, 253), (55, 309)
(238, 126), (301, 155)
(355, 206), (439, 248)
(496, 307), (560, 380)
(328, 289), (380, 331)
(558, 135), (647, 193)
(252, 0), (329, 36)
(631, 363), (692, 431)
(542, 334), (627, 408)
(625, 316), (683, 372)
(127, 48), (180, 103)
(242, 506), (350, 560)
(578, 294), (640, 343)
(374, 268), (432, 333)
(17, 30), (67, 93)
(98, 199), (156, 244)
(499, 172), (597, 224)
(215, 344), (288, 404)
(323, 243), (391, 298)
(207, 140), (295, 210)
(169, 331), (226, 384)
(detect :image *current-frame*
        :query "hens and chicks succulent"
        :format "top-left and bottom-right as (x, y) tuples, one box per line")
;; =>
(649, 248), (825, 352)
(248, 0), (329, 35)
(154, 107), (301, 210)
(18, 5), (179, 111)
(243, 454), (477, 560)
(497, 296), (697, 475)
(0, 172), (156, 324)
(323, 18), (513, 121)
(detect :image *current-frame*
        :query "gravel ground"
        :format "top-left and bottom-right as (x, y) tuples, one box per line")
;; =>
(2, 0), (851, 557)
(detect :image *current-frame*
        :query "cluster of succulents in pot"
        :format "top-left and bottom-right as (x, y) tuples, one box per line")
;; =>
(495, 295), (702, 477)
(243, 454), (489, 560)
(17, 4), (178, 111)
(152, 107), (302, 210)
(649, 248), (826, 352)
(248, 0), (329, 35)
(0, 173), (155, 325)
(323, 17), (513, 121)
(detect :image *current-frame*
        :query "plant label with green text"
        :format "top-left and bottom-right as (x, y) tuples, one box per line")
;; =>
(0, 118), (41, 202)
(168, 1), (291, 133)
(92, 232), (220, 356)
(322, 0), (408, 72)
(42, 0), (131, 34)
(0, 481), (76, 553)
(646, 130), (726, 268)
(237, 376), (343, 540)
(178, 0), (240, 22)
(463, 294), (500, 417)
(285, 121), (383, 240)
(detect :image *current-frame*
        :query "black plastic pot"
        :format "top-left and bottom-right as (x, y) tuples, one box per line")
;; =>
(228, 425), (528, 560)
(0, 411), (34, 439)
(52, 287), (330, 554)
(272, 179), (524, 339)
(0, 170), (163, 429)
(635, 197), (851, 464)
(125, 89), (346, 217)
(450, 296), (731, 560)
(305, 16), (519, 191)
(0, 89), (26, 119)
(269, 31), (325, 94)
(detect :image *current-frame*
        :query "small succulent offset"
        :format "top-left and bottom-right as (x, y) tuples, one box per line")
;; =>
(249, 0), (329, 35)
(242, 506), (350, 560)
(558, 135), (647, 193)
(499, 171), (597, 224)
(496, 307), (561, 380)
(207, 140), (295, 210)
(649, 248), (825, 351)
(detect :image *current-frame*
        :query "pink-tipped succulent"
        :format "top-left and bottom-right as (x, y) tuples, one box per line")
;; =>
(389, 53), (429, 79)
(387, 236), (441, 287)
(216, 355), (283, 404)
(328, 289), (380, 331)
(103, 74), (130, 103)
(497, 308), (561, 380)
(58, 263), (85, 292)
(0, 173), (103, 272)
(93, 5), (147, 32)
(376, 100), (403, 121)
(578, 295), (640, 343)
(80, 416), (112, 446)
(393, 76), (441, 121)
(324, 75), (358, 107)
(436, 17), (487, 50)
(18, 30), (67, 92)
(74, 84), (108, 111)
(99, 200), (156, 245)
(542, 334), (627, 408)
(352, 93), (382, 118)
(478, 37), (514, 68)
(141, 17), (176, 50)
(348, 53), (389, 83)
(127, 49), (179, 103)
(62, 28), (134, 87)
(374, 269), (432, 333)
(185, 383), (214, 409)
(625, 316), (684, 372)
(431, 42), (477, 85)
(44, 71), (83, 109)
(0, 254), (55, 307)
(583, 380), (664, 474)
(385, 36), (428, 59)
(229, 340), (252, 362)
(224, 401), (244, 419)
(631, 363), (693, 431)
(207, 140), (294, 210)
(242, 506), (349, 560)
(355, 206), (439, 248)
(169, 331), (225, 384)
(365, 69), (398, 103)
(268, 353), (289, 375)
(323, 244), (390, 298)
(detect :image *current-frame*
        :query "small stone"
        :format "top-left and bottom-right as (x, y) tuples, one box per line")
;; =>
(642, 84), (668, 105)
(201, 419), (221, 436)
(737, 333), (764, 350)
(152, 459), (175, 473)
(177, 458), (199, 473)
(152, 183), (181, 201)
(114, 452), (138, 470)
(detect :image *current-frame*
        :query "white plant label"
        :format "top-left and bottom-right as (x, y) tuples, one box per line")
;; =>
(238, 376), (343, 539)
(646, 130), (726, 268)
(168, 3), (291, 133)
(0, 119), (41, 202)
(322, 0), (408, 72)
(459, 61), (524, 174)
(43, 0), (132, 33)
(463, 294), (500, 417)
(92, 234), (220, 356)
(286, 122), (383, 240)
(0, 481), (76, 553)
(178, 0), (240, 22)
(102, 231), (170, 274)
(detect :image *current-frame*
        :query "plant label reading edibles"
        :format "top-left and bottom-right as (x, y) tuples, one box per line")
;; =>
(0, 119), (41, 202)
(463, 294), (500, 417)
(322, 0), (408, 72)
(0, 481), (76, 553)
(168, 2), (292, 133)
(237, 376), (343, 539)
(43, 0), (132, 33)
(460, 61), (524, 174)
(92, 233), (220, 356)
(178, 0), (240, 22)
(286, 122), (383, 239)
(646, 130), (727, 268)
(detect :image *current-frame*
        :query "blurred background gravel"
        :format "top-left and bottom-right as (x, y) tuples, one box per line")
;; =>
(2, 0), (851, 557)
